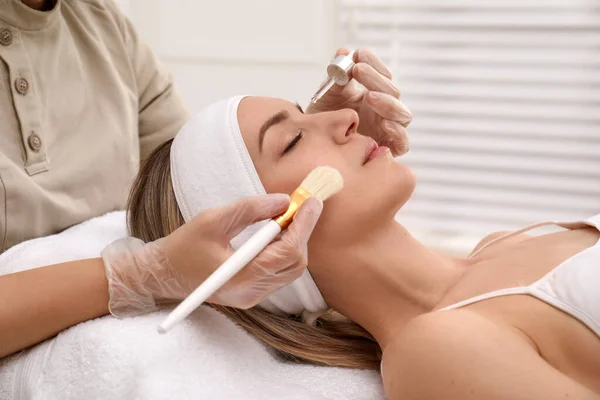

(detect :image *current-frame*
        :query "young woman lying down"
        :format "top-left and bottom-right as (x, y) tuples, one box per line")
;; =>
(126, 95), (600, 400)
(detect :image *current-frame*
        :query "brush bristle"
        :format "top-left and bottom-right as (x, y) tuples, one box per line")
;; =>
(300, 166), (344, 201)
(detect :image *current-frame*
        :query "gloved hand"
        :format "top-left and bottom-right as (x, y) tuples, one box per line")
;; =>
(307, 48), (412, 156)
(101, 194), (323, 317)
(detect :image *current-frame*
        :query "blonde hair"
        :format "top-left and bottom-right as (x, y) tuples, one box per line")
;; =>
(128, 140), (382, 370)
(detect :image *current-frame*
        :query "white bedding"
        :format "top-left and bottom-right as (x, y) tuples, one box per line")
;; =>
(0, 211), (384, 399)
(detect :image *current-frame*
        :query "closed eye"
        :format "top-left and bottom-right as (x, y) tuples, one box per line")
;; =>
(283, 130), (303, 154)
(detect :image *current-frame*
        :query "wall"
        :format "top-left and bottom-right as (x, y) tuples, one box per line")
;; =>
(117, 0), (338, 112)
(117, 1), (600, 256)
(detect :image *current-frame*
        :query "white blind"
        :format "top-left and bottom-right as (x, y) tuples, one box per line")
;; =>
(337, 0), (600, 253)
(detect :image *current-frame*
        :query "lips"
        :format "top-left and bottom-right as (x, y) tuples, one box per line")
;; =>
(363, 138), (379, 165)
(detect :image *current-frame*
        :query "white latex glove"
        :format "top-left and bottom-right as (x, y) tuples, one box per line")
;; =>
(307, 48), (413, 156)
(101, 194), (323, 317)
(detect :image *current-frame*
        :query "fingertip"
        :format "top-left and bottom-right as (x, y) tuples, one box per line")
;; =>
(304, 196), (323, 216)
(289, 197), (323, 233)
(351, 62), (364, 78)
(335, 47), (351, 58)
(276, 193), (291, 201)
(268, 193), (291, 205)
(355, 48), (393, 78)
(314, 197), (324, 212)
(259, 193), (290, 216)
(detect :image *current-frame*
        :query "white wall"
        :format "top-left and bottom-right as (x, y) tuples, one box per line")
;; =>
(118, 1), (600, 257)
(119, 1), (338, 113)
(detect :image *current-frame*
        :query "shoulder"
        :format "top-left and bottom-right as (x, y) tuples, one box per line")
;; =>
(61, 0), (143, 72)
(382, 310), (495, 365)
(381, 311), (535, 400)
(62, 0), (128, 38)
(381, 311), (487, 396)
(63, 0), (124, 18)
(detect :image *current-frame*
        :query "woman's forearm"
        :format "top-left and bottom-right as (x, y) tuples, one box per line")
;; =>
(0, 258), (110, 358)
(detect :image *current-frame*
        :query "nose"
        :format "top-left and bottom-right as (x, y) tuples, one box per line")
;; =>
(324, 108), (359, 145)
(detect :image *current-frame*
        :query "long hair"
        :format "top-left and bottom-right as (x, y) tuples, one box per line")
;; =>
(127, 140), (382, 370)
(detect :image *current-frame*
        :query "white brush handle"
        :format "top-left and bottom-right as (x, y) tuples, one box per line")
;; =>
(158, 220), (282, 333)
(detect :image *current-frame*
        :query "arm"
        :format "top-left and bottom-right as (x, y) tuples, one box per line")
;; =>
(383, 311), (599, 400)
(0, 195), (321, 358)
(0, 258), (109, 358)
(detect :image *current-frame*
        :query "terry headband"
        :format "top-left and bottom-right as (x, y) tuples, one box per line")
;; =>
(170, 95), (328, 319)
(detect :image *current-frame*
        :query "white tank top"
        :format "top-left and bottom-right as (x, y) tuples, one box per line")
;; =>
(381, 214), (600, 377)
(439, 213), (600, 338)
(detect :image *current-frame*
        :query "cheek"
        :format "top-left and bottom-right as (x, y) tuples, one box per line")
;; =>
(261, 153), (350, 195)
(261, 167), (307, 195)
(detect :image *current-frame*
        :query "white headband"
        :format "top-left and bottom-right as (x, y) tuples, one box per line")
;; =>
(170, 95), (327, 319)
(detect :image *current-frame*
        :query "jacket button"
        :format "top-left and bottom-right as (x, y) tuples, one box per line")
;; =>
(15, 77), (29, 95)
(0, 28), (12, 46)
(28, 132), (42, 152)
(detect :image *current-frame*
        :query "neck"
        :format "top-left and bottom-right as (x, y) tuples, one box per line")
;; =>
(314, 220), (468, 350)
(21, 0), (53, 11)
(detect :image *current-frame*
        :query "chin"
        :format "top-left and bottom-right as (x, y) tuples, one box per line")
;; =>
(320, 161), (415, 244)
(393, 162), (416, 207)
(371, 157), (415, 214)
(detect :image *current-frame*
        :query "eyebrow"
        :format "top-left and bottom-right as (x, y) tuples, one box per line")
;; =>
(258, 103), (304, 153)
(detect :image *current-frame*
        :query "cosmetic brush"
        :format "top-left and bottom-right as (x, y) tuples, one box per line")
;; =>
(158, 166), (344, 333)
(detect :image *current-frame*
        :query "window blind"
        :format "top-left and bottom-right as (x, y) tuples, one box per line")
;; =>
(337, 0), (600, 253)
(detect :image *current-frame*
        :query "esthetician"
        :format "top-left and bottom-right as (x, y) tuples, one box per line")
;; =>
(0, 0), (411, 358)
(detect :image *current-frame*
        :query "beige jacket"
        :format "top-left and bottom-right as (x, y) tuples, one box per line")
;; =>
(0, 0), (189, 252)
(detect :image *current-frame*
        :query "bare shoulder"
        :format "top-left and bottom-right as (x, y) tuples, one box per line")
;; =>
(381, 310), (597, 400)
(469, 230), (531, 257)
(381, 310), (506, 398)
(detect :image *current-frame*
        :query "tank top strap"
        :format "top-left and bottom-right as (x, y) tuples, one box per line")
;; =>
(438, 286), (530, 312)
(468, 214), (600, 259)
(442, 213), (600, 313)
(469, 221), (557, 259)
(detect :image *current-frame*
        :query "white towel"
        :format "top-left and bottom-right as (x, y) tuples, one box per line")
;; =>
(0, 212), (384, 400)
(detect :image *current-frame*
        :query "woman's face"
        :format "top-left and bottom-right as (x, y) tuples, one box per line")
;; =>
(238, 96), (415, 246)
